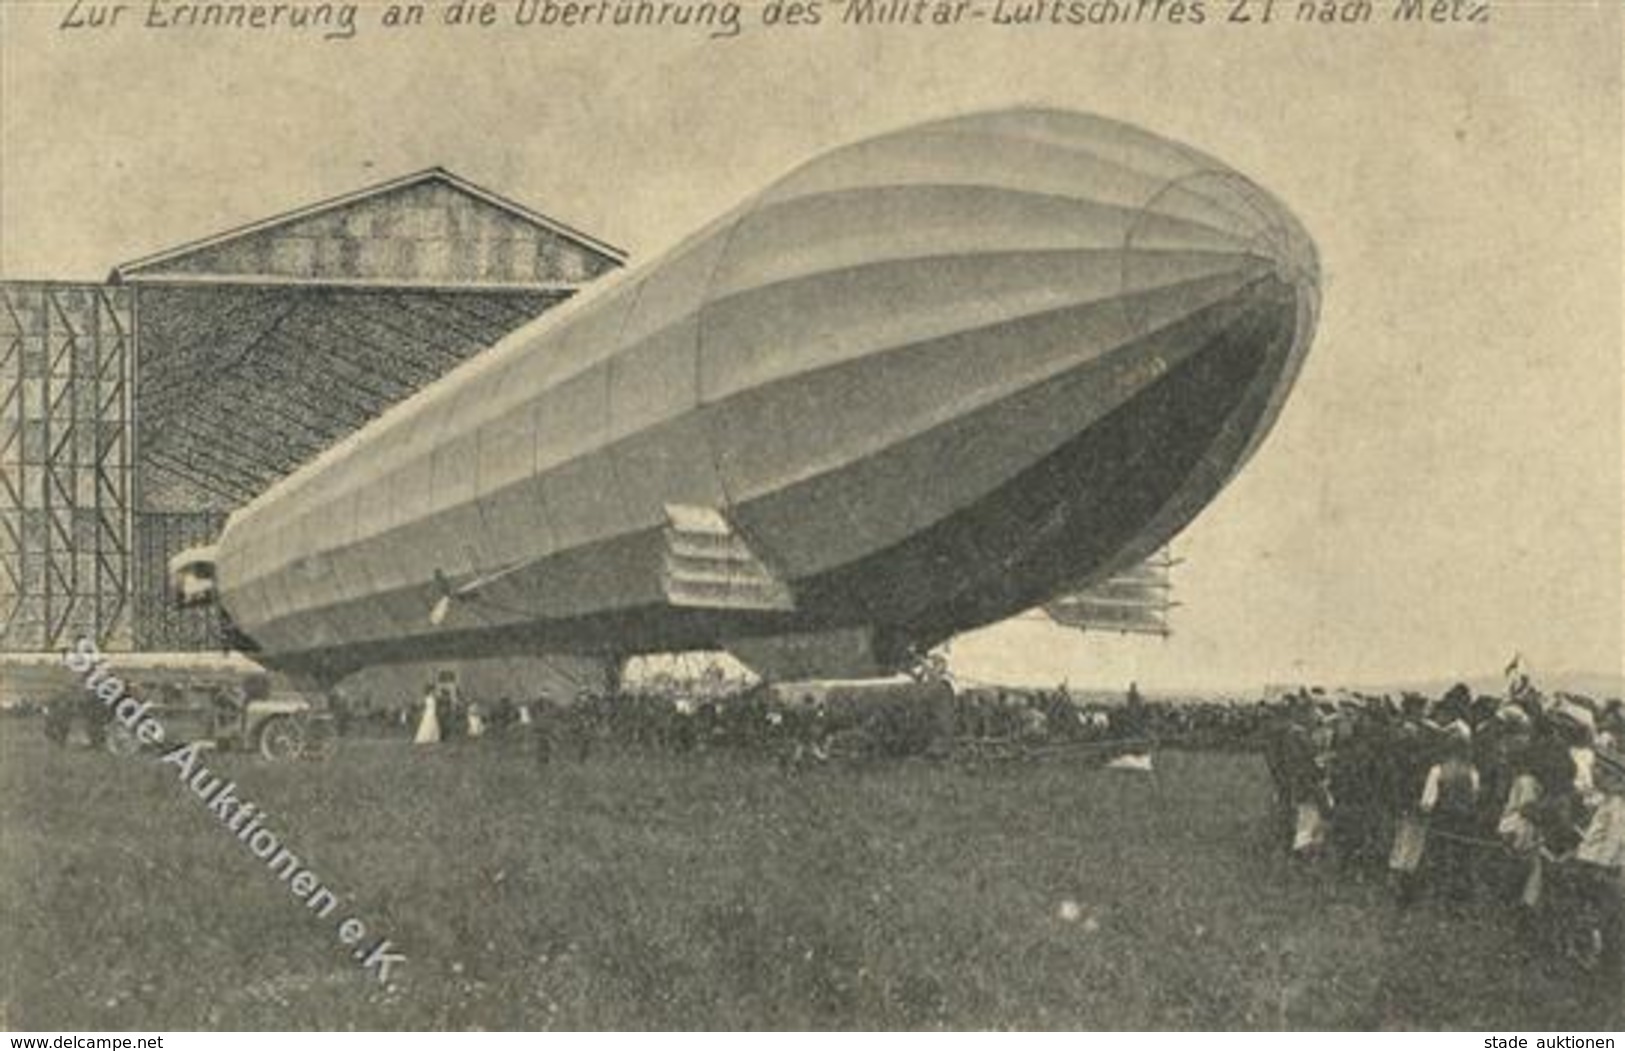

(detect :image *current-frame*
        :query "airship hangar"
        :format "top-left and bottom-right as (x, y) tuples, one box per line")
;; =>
(2, 143), (1187, 700)
(0, 169), (631, 697)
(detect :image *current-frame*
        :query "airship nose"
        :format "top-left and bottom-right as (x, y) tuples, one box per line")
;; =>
(1120, 165), (1318, 347)
(1087, 161), (1320, 574)
(1114, 161), (1320, 458)
(1185, 171), (1319, 289)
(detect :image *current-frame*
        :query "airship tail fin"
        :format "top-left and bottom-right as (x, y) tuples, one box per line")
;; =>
(661, 504), (795, 613)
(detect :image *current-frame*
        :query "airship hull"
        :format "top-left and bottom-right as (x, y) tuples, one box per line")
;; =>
(211, 109), (1319, 682)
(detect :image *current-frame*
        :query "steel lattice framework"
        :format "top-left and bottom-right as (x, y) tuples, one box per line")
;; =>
(0, 283), (135, 651)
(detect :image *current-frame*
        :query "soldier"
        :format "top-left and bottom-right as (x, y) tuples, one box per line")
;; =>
(528, 694), (553, 766)
(43, 693), (73, 746)
(1386, 703), (1435, 906)
(572, 691), (596, 761)
(1420, 722), (1481, 907)
(1573, 753), (1624, 988)
(1329, 711), (1383, 871)
(1283, 721), (1330, 861)
(83, 689), (113, 752)
(441, 687), (465, 743)
(492, 695), (516, 737)
(672, 695), (698, 753)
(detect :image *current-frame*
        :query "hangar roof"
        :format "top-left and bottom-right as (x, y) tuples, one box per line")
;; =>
(112, 168), (626, 290)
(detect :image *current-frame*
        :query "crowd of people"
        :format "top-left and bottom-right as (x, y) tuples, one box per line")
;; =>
(390, 679), (953, 763)
(1261, 676), (1624, 980)
(364, 676), (1286, 763)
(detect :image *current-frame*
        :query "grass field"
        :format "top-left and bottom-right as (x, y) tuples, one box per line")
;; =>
(1, 721), (1618, 1031)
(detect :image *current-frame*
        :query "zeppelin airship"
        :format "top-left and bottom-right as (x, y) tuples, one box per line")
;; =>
(177, 108), (1320, 686)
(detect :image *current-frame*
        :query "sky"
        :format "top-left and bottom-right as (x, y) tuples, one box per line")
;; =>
(2, 0), (1621, 692)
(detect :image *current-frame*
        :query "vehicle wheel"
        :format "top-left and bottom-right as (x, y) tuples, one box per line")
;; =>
(105, 723), (142, 757)
(259, 716), (305, 761)
(300, 718), (337, 761)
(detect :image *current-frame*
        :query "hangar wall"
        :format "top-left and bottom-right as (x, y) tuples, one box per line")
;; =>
(0, 283), (135, 652)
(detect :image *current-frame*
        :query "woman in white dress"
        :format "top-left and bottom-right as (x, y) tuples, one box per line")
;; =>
(413, 687), (441, 745)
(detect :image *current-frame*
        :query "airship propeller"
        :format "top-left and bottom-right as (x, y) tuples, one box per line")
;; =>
(428, 557), (547, 626)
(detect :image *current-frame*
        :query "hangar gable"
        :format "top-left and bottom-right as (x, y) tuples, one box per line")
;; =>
(112, 168), (625, 289)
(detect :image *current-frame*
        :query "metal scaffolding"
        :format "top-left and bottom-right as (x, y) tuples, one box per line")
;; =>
(0, 283), (135, 651)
